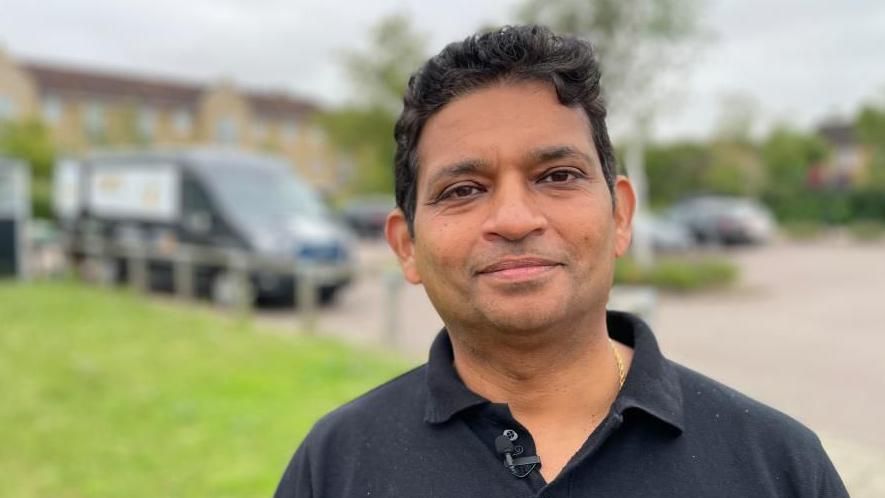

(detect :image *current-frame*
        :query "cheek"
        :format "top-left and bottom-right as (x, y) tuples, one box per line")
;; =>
(414, 221), (471, 278)
(558, 201), (614, 248)
(576, 224), (613, 255)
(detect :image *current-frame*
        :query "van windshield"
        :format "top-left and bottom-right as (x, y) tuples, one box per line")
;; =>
(203, 164), (328, 224)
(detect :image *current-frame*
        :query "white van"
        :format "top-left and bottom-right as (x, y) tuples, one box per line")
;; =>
(54, 148), (355, 304)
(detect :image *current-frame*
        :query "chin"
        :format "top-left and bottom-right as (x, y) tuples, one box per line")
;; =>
(480, 297), (571, 333)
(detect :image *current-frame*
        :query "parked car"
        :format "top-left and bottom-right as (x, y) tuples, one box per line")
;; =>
(667, 196), (776, 245)
(632, 212), (694, 252)
(54, 148), (356, 304)
(340, 195), (395, 238)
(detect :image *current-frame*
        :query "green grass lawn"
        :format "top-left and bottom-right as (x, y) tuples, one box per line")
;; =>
(0, 281), (410, 498)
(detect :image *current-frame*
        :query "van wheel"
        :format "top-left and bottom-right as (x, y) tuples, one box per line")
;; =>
(318, 286), (339, 305)
(211, 271), (253, 308)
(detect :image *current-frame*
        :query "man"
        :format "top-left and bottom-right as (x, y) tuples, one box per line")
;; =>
(275, 25), (847, 497)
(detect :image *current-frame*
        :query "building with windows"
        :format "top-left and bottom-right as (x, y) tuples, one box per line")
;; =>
(0, 47), (346, 192)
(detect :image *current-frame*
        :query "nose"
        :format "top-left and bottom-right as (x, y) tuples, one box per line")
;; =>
(481, 178), (547, 242)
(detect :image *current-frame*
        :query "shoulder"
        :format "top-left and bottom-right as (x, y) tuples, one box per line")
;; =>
(275, 365), (430, 497)
(673, 360), (817, 443)
(671, 361), (847, 494)
(303, 364), (428, 449)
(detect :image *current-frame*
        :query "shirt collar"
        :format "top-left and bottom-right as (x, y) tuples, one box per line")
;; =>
(424, 329), (488, 424)
(608, 310), (685, 433)
(423, 310), (685, 433)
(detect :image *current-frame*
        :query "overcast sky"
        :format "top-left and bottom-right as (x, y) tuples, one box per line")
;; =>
(2, 0), (884, 141)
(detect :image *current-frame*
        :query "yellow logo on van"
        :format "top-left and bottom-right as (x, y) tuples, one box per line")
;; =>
(142, 185), (159, 206)
(97, 175), (121, 191)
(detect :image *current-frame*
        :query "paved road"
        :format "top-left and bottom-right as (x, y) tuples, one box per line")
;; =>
(260, 237), (885, 496)
(653, 238), (885, 497)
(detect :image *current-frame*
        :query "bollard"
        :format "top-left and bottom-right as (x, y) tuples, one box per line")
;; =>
(383, 267), (403, 349)
(128, 245), (148, 293)
(174, 245), (194, 300)
(230, 251), (252, 318)
(93, 238), (113, 288)
(297, 266), (318, 334)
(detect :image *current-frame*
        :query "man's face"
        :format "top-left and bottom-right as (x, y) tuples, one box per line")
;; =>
(387, 81), (635, 334)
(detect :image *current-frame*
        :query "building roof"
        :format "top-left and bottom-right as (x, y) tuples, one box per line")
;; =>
(247, 91), (317, 118)
(20, 59), (317, 117)
(22, 61), (203, 107)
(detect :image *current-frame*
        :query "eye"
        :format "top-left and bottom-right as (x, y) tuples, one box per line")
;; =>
(438, 183), (484, 201)
(538, 168), (584, 184)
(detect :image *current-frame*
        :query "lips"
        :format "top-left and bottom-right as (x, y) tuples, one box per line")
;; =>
(477, 257), (561, 274)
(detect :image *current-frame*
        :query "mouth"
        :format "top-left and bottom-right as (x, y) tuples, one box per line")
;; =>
(476, 257), (562, 280)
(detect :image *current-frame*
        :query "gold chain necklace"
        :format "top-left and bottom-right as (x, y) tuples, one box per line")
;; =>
(608, 338), (626, 389)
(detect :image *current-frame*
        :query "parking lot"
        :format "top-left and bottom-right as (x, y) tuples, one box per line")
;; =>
(259, 236), (885, 496)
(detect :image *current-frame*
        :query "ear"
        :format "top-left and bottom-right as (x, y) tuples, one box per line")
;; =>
(385, 208), (422, 284)
(612, 176), (636, 258)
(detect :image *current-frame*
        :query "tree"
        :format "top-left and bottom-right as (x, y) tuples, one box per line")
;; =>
(518, 0), (703, 121)
(644, 141), (710, 208)
(317, 14), (429, 195)
(856, 103), (885, 188)
(315, 107), (398, 194)
(706, 140), (764, 197)
(714, 93), (760, 145)
(761, 126), (828, 193)
(342, 14), (429, 116)
(0, 119), (57, 217)
(0, 119), (55, 180)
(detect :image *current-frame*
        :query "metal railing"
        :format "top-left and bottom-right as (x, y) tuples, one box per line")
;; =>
(71, 235), (332, 332)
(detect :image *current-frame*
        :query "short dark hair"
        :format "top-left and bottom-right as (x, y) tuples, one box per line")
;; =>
(393, 24), (617, 235)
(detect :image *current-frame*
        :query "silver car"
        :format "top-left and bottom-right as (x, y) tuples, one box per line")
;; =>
(667, 196), (776, 245)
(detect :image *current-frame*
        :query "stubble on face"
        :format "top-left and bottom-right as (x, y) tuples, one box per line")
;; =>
(408, 81), (622, 342)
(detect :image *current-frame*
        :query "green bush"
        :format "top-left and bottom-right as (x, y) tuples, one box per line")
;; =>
(848, 220), (885, 241)
(615, 256), (739, 292)
(763, 188), (885, 225)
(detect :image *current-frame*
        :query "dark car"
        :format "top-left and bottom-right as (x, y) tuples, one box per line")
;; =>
(341, 196), (395, 238)
(667, 196), (776, 245)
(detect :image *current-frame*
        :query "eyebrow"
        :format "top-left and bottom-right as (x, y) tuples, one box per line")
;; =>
(530, 145), (595, 165)
(424, 158), (491, 192)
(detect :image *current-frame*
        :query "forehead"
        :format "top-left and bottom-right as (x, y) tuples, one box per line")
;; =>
(416, 81), (596, 179)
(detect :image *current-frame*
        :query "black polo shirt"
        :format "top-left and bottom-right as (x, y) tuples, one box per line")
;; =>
(275, 311), (848, 497)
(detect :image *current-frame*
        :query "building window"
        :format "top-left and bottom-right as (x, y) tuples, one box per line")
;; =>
(85, 101), (105, 140)
(42, 95), (62, 125)
(173, 109), (192, 135)
(215, 117), (238, 144)
(138, 106), (156, 141)
(0, 95), (16, 121)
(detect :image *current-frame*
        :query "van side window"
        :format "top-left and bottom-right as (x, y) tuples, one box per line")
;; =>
(180, 177), (219, 239)
(182, 177), (213, 214)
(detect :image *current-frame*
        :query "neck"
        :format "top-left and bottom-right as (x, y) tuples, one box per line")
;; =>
(448, 310), (623, 421)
